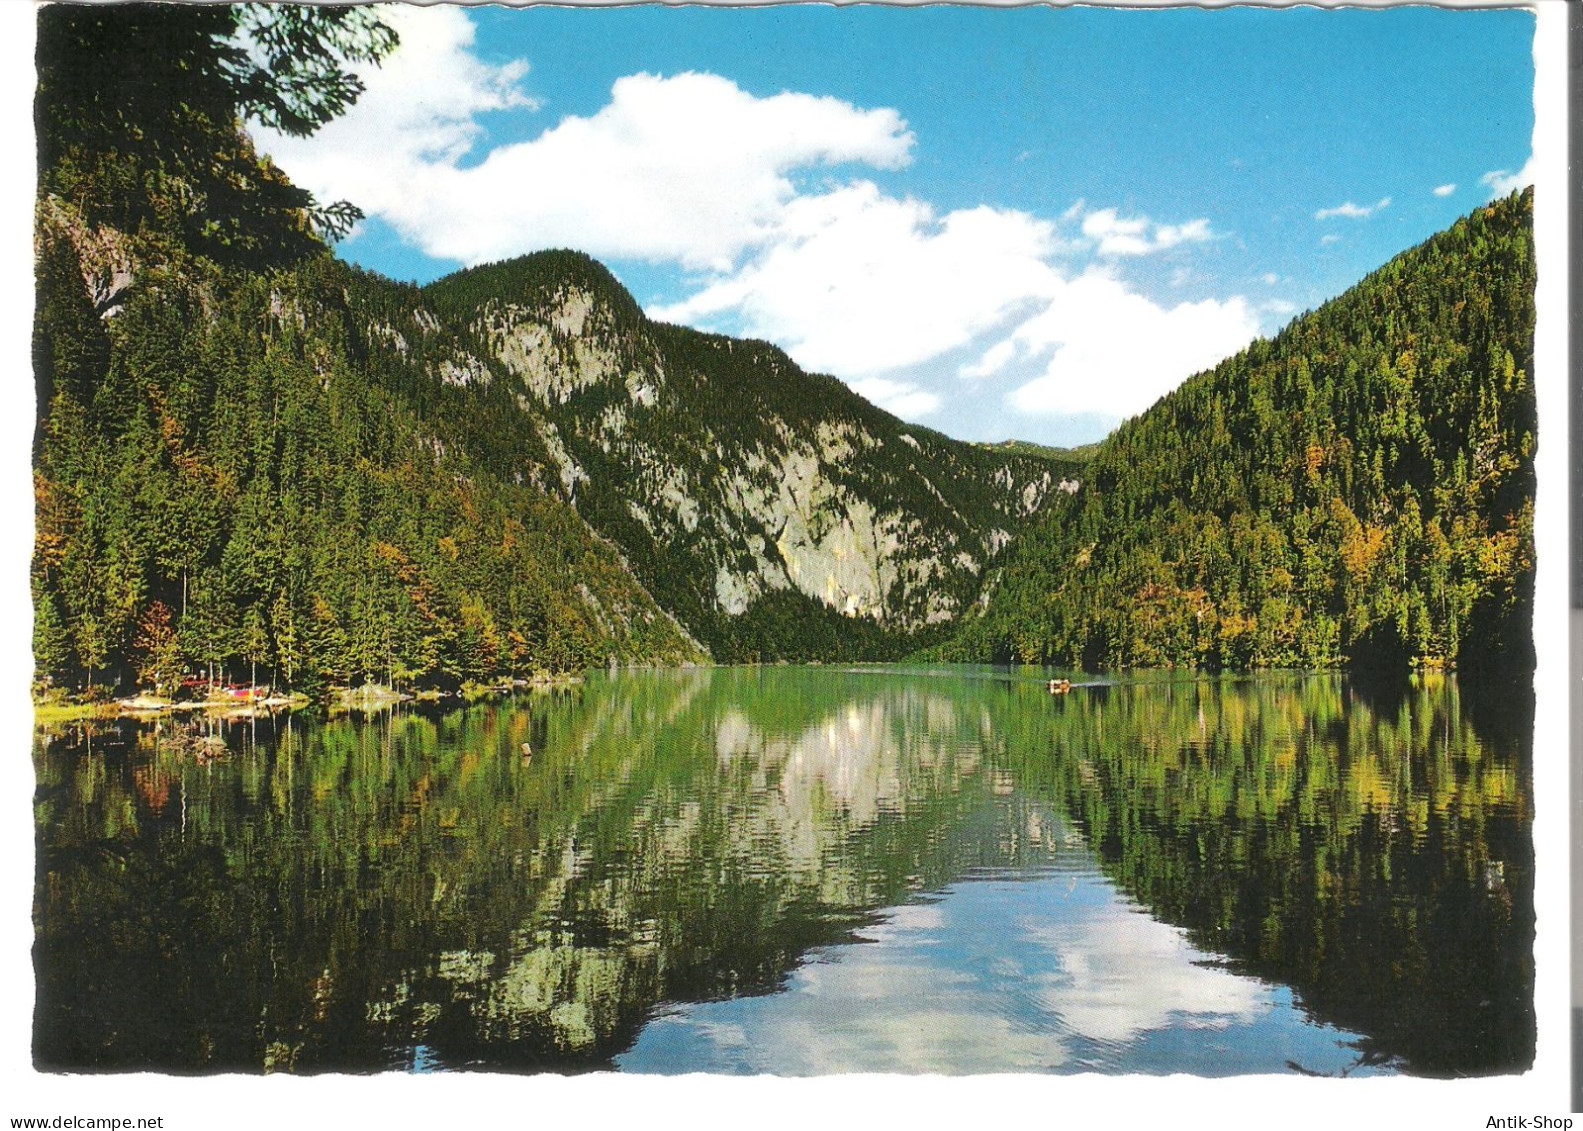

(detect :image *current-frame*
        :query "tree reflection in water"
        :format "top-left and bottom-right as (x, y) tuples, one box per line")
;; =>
(33, 667), (1531, 1075)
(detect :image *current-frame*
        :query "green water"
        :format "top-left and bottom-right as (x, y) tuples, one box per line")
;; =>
(32, 666), (1533, 1075)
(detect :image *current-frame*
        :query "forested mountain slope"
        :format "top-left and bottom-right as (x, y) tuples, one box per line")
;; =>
(36, 7), (1530, 693)
(423, 254), (1061, 662)
(946, 190), (1536, 673)
(31, 5), (707, 695)
(31, 4), (1063, 695)
(34, 205), (714, 695)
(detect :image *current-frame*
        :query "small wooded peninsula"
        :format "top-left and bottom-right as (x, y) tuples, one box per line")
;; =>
(31, 5), (1535, 706)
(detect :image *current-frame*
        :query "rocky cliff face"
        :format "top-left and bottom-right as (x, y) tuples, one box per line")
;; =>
(420, 252), (1061, 660)
(29, 1), (1071, 684)
(33, 201), (716, 695)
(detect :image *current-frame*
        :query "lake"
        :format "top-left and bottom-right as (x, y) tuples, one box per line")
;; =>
(32, 666), (1534, 1075)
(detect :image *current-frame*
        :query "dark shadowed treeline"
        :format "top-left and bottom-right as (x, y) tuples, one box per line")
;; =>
(35, 4), (392, 265)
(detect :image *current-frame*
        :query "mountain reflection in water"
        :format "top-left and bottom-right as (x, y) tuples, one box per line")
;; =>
(33, 667), (1532, 1075)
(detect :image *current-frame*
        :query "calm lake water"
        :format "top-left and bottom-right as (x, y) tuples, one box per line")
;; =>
(33, 666), (1533, 1076)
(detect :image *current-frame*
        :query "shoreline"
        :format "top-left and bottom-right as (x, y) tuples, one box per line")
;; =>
(32, 672), (589, 725)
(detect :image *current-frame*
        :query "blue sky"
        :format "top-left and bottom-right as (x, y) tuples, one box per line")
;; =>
(254, 4), (1534, 447)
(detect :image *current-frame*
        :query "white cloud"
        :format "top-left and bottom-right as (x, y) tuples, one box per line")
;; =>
(998, 268), (1259, 418)
(1261, 272), (1280, 286)
(251, 6), (534, 243)
(621, 893), (1079, 1074)
(1263, 299), (1299, 318)
(962, 339), (1017, 380)
(653, 182), (1061, 376)
(1481, 157), (1535, 198)
(655, 185), (1247, 420)
(1081, 208), (1212, 256)
(618, 861), (1327, 1075)
(256, 8), (1248, 430)
(254, 9), (913, 270)
(1081, 208), (1148, 255)
(1319, 234), (1341, 246)
(1314, 196), (1391, 221)
(1154, 217), (1213, 249)
(1433, 183), (1457, 197)
(848, 378), (941, 419)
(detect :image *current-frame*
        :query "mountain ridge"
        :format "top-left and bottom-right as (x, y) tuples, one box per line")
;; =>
(421, 249), (1063, 662)
(29, 3), (1536, 692)
(32, 184), (1061, 693)
(943, 189), (1535, 673)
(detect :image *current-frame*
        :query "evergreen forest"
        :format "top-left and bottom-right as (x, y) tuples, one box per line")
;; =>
(33, 5), (704, 698)
(30, 4), (1538, 700)
(944, 191), (1536, 675)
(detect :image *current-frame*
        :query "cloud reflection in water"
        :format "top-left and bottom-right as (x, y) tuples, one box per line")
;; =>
(619, 811), (1380, 1076)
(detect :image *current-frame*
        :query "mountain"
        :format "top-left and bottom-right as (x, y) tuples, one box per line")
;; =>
(975, 439), (1099, 472)
(33, 204), (713, 696)
(945, 190), (1536, 674)
(29, 6), (1059, 693)
(30, 6), (1536, 694)
(33, 203), (1066, 692)
(422, 253), (1060, 662)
